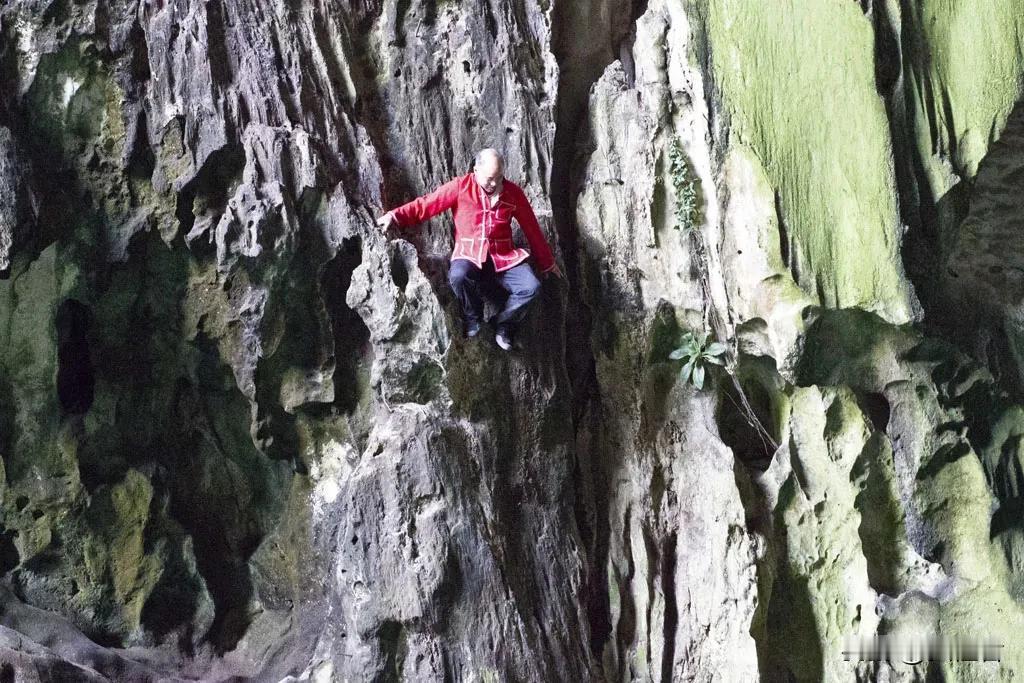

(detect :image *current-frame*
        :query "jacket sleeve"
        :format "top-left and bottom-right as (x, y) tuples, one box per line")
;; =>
(389, 177), (460, 228)
(512, 188), (556, 272)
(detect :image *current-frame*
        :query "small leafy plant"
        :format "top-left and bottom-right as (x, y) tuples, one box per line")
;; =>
(669, 330), (727, 390)
(667, 135), (699, 235)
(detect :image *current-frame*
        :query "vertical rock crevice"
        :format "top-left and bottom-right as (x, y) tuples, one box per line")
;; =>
(549, 0), (644, 667)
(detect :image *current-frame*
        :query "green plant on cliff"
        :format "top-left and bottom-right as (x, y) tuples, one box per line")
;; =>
(670, 330), (727, 390)
(667, 135), (699, 235)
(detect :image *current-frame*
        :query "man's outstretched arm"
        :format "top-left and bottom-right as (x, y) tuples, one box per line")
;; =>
(377, 177), (460, 231)
(511, 188), (562, 278)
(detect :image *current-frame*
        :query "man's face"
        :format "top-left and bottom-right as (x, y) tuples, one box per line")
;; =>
(474, 159), (504, 195)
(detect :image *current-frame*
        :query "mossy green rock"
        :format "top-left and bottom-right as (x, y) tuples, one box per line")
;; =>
(902, 0), (1024, 187)
(707, 0), (916, 323)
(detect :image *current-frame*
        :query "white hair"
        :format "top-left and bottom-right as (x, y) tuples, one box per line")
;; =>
(474, 148), (504, 168)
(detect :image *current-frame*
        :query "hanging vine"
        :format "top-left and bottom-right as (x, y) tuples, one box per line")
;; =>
(664, 132), (779, 454)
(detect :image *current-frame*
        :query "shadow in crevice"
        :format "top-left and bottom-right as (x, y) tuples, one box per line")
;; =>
(0, 530), (19, 577)
(762, 478), (825, 682)
(574, 394), (612, 659)
(550, 0), (663, 652)
(856, 391), (891, 433)
(717, 372), (778, 474)
(885, 0), (1024, 400)
(0, 371), (11, 477)
(320, 236), (373, 416)
(138, 501), (207, 653)
(175, 143), (245, 253)
(204, 0), (233, 89)
(731, 456), (775, 677)
(609, 506), (637, 680)
(991, 496), (1024, 540)
(660, 531), (678, 682)
(167, 369), (278, 654)
(715, 355), (792, 676)
(853, 432), (906, 596)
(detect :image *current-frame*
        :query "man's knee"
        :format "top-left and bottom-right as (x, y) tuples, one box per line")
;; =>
(448, 260), (475, 289)
(513, 269), (541, 300)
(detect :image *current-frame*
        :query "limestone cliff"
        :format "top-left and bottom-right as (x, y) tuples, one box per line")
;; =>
(0, 0), (1023, 681)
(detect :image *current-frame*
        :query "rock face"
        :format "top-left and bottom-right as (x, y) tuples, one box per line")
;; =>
(1, 0), (1024, 681)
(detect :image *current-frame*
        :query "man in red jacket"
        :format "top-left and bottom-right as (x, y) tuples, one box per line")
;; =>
(376, 149), (562, 350)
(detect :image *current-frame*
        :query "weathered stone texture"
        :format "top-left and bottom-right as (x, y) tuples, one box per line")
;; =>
(1, 0), (1024, 681)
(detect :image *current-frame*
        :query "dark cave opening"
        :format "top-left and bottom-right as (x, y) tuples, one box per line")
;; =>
(389, 248), (409, 290)
(857, 391), (891, 433)
(320, 236), (373, 415)
(0, 530), (20, 577)
(717, 373), (778, 473)
(56, 299), (95, 415)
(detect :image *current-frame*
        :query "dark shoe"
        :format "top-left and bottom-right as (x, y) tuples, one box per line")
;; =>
(495, 326), (513, 351)
(466, 320), (482, 338)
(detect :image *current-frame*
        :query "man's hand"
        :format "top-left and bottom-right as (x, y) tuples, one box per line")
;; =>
(376, 211), (396, 233)
(544, 263), (564, 279)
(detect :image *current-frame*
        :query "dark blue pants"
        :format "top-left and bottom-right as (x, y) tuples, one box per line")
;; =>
(448, 257), (541, 330)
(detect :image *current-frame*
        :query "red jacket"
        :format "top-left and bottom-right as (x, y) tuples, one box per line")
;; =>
(388, 173), (556, 273)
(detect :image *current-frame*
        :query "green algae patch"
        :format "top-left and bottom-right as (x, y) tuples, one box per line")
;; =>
(248, 473), (322, 616)
(0, 245), (82, 491)
(851, 433), (907, 594)
(24, 38), (177, 251)
(765, 386), (880, 681)
(24, 38), (115, 158)
(86, 469), (162, 629)
(915, 441), (1000, 580)
(916, 445), (1024, 676)
(706, 0), (914, 323)
(902, 0), (1024, 183)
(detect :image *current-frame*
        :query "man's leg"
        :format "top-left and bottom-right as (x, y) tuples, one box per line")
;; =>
(448, 259), (486, 334)
(494, 262), (541, 337)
